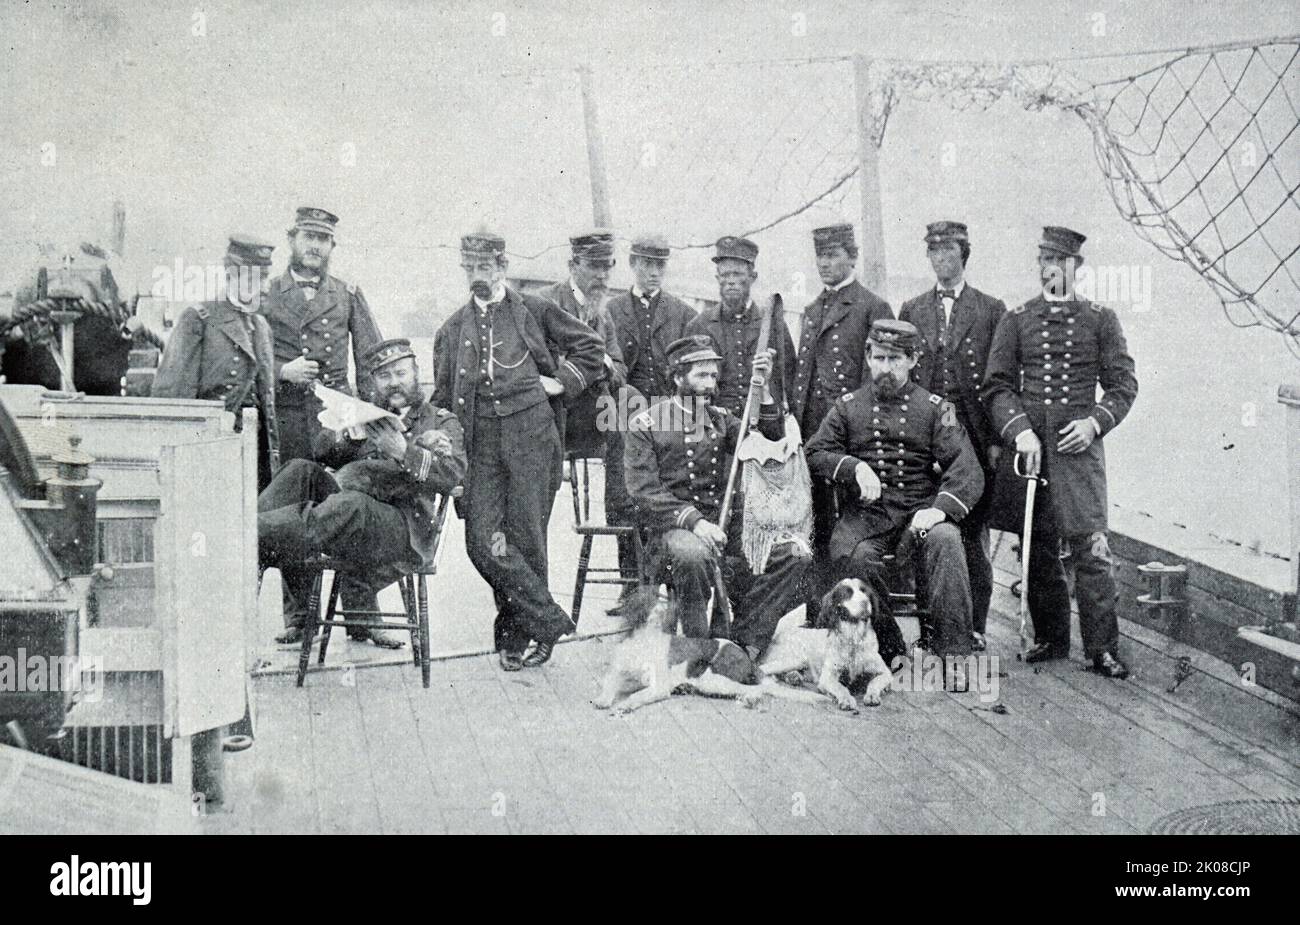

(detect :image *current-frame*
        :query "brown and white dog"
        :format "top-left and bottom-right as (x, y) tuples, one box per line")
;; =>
(593, 587), (826, 715)
(757, 578), (906, 712)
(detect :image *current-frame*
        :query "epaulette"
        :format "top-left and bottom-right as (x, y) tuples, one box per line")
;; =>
(928, 393), (942, 406)
(1012, 301), (1030, 315)
(841, 393), (854, 402)
(1089, 301), (1105, 312)
(193, 303), (210, 321)
(710, 405), (730, 418)
(333, 275), (356, 295)
(630, 411), (652, 430)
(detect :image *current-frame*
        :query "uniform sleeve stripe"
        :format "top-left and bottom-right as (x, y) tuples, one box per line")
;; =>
(831, 455), (854, 482)
(1095, 405), (1117, 427)
(938, 491), (970, 516)
(999, 413), (1028, 437)
(563, 359), (587, 391)
(419, 448), (432, 482)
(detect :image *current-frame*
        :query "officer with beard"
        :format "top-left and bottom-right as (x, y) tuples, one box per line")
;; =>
(263, 206), (384, 463)
(261, 207), (384, 646)
(806, 320), (984, 688)
(537, 230), (626, 459)
(257, 338), (466, 650)
(433, 231), (606, 670)
(624, 336), (810, 657)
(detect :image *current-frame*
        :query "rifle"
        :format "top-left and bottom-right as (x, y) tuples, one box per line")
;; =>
(709, 293), (782, 638)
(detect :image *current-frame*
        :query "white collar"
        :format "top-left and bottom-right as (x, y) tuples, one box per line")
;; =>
(632, 285), (659, 301)
(290, 268), (321, 285)
(1042, 290), (1073, 303)
(826, 271), (856, 293)
(473, 282), (507, 310)
(569, 277), (587, 307)
(937, 280), (965, 299)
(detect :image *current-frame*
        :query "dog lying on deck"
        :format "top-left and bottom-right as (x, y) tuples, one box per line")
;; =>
(593, 587), (827, 715)
(756, 578), (907, 712)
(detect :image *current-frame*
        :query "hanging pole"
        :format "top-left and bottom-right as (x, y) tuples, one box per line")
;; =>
(578, 64), (614, 229)
(852, 55), (889, 297)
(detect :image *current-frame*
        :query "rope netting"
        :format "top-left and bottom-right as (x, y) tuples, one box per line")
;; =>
(579, 36), (1300, 355)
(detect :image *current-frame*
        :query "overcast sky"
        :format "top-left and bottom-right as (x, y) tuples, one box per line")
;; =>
(2, 0), (1298, 553)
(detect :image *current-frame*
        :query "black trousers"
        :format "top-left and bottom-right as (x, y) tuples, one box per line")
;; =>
(802, 477), (839, 623)
(651, 525), (811, 652)
(839, 522), (974, 657)
(961, 463), (996, 635)
(1020, 487), (1121, 659)
(463, 401), (574, 654)
(258, 460), (415, 626)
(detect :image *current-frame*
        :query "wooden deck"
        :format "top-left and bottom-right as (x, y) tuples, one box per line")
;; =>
(208, 592), (1300, 835)
(204, 462), (1300, 834)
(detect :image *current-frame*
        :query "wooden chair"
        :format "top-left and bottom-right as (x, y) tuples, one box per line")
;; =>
(567, 453), (645, 625)
(296, 491), (457, 688)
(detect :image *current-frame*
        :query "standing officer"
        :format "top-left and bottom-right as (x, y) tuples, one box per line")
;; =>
(685, 236), (795, 420)
(899, 221), (1006, 651)
(624, 336), (810, 659)
(433, 231), (607, 671)
(603, 232), (698, 609)
(261, 206), (384, 646)
(806, 320), (984, 688)
(982, 226), (1138, 679)
(152, 234), (281, 489)
(263, 206), (383, 464)
(537, 230), (626, 459)
(789, 223), (892, 626)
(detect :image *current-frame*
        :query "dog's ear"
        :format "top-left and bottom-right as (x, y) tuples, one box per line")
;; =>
(862, 574), (891, 619)
(622, 586), (664, 630)
(819, 588), (843, 630)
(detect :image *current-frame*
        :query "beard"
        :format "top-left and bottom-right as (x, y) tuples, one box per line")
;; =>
(290, 251), (328, 278)
(469, 280), (493, 300)
(382, 383), (420, 412)
(872, 372), (906, 397)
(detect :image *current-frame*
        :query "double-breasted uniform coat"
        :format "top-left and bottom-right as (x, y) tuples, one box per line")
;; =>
(262, 270), (383, 464)
(790, 277), (892, 620)
(981, 294), (1138, 658)
(806, 379), (984, 656)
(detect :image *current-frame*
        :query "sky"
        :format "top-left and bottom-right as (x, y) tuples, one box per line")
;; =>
(2, 0), (1298, 555)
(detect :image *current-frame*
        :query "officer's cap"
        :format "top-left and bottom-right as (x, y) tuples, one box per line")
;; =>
(570, 229), (616, 265)
(867, 319), (922, 356)
(924, 221), (969, 245)
(363, 338), (417, 373)
(1039, 226), (1087, 258)
(812, 223), (856, 252)
(712, 235), (759, 266)
(666, 335), (724, 370)
(293, 206), (339, 236)
(226, 234), (275, 268)
(629, 232), (671, 260)
(460, 231), (507, 259)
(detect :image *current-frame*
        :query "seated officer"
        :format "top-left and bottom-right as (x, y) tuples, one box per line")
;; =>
(624, 335), (811, 659)
(258, 338), (466, 647)
(805, 320), (984, 689)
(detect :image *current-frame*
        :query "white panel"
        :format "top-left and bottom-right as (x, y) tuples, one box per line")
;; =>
(158, 435), (248, 736)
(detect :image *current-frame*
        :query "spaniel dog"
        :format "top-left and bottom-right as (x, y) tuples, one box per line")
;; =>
(593, 586), (825, 715)
(757, 577), (906, 711)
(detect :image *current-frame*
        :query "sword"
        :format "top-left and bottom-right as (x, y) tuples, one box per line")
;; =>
(1014, 452), (1040, 660)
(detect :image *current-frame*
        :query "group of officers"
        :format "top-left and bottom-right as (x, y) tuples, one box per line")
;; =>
(150, 204), (1138, 684)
